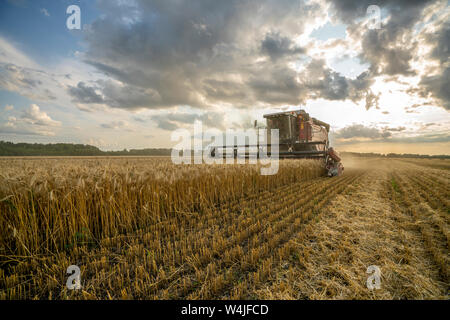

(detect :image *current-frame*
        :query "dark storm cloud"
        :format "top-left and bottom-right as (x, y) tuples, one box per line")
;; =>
(68, 82), (104, 104)
(417, 23), (450, 110)
(418, 67), (450, 110)
(246, 59), (378, 108)
(68, 80), (162, 110)
(77, 0), (353, 111)
(247, 65), (306, 106)
(428, 22), (450, 64)
(299, 59), (378, 108)
(340, 0), (432, 77)
(331, 0), (433, 76)
(260, 32), (305, 61)
(72, 0), (447, 113)
(335, 124), (381, 139)
(301, 59), (349, 100)
(334, 124), (391, 140)
(201, 79), (249, 105)
(328, 0), (433, 25)
(360, 29), (415, 76)
(98, 80), (162, 110)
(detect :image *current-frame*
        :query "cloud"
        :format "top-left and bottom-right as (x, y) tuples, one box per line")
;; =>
(415, 22), (450, 110)
(383, 126), (406, 132)
(75, 0), (334, 111)
(150, 110), (226, 131)
(360, 29), (416, 76)
(21, 104), (61, 127)
(329, 0), (450, 112)
(0, 124), (56, 136)
(260, 31), (305, 61)
(426, 22), (450, 64)
(0, 38), (59, 102)
(201, 79), (250, 105)
(68, 80), (163, 111)
(73, 0), (440, 117)
(151, 117), (178, 131)
(247, 64), (306, 106)
(0, 37), (37, 68)
(0, 0), (448, 151)
(338, 1), (434, 78)
(328, 0), (433, 25)
(68, 82), (104, 104)
(298, 59), (378, 108)
(100, 120), (128, 129)
(60, 0), (448, 114)
(0, 63), (57, 101)
(334, 123), (442, 145)
(385, 133), (450, 144)
(0, 37), (110, 111)
(100, 120), (134, 131)
(334, 124), (392, 141)
(418, 68), (450, 110)
(40, 8), (50, 17)
(0, 104), (61, 136)
(98, 79), (162, 110)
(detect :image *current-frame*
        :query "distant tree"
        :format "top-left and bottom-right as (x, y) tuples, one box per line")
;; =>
(0, 141), (447, 158)
(0, 141), (172, 156)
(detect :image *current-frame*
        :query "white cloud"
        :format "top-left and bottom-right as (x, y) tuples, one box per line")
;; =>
(21, 104), (61, 127)
(0, 37), (37, 69)
(40, 8), (50, 17)
(0, 104), (61, 136)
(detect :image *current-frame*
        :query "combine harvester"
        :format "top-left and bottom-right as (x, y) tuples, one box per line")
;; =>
(210, 109), (344, 177)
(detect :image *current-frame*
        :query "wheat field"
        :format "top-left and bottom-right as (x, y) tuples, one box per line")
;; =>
(0, 157), (448, 299)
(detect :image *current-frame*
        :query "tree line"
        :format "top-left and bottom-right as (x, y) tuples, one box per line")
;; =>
(0, 141), (448, 159)
(0, 141), (172, 156)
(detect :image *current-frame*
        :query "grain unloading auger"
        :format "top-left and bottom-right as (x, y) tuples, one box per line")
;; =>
(210, 109), (344, 177)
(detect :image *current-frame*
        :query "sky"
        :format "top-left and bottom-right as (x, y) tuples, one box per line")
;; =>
(0, 0), (449, 154)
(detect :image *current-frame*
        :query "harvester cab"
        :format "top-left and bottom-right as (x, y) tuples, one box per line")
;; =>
(210, 109), (344, 177)
(264, 110), (344, 176)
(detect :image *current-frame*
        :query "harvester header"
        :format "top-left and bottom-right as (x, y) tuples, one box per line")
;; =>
(211, 109), (344, 176)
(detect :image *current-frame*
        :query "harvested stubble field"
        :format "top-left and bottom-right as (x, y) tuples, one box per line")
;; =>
(0, 156), (448, 300)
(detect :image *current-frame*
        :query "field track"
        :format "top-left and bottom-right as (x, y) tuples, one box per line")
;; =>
(256, 159), (449, 299)
(0, 157), (448, 299)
